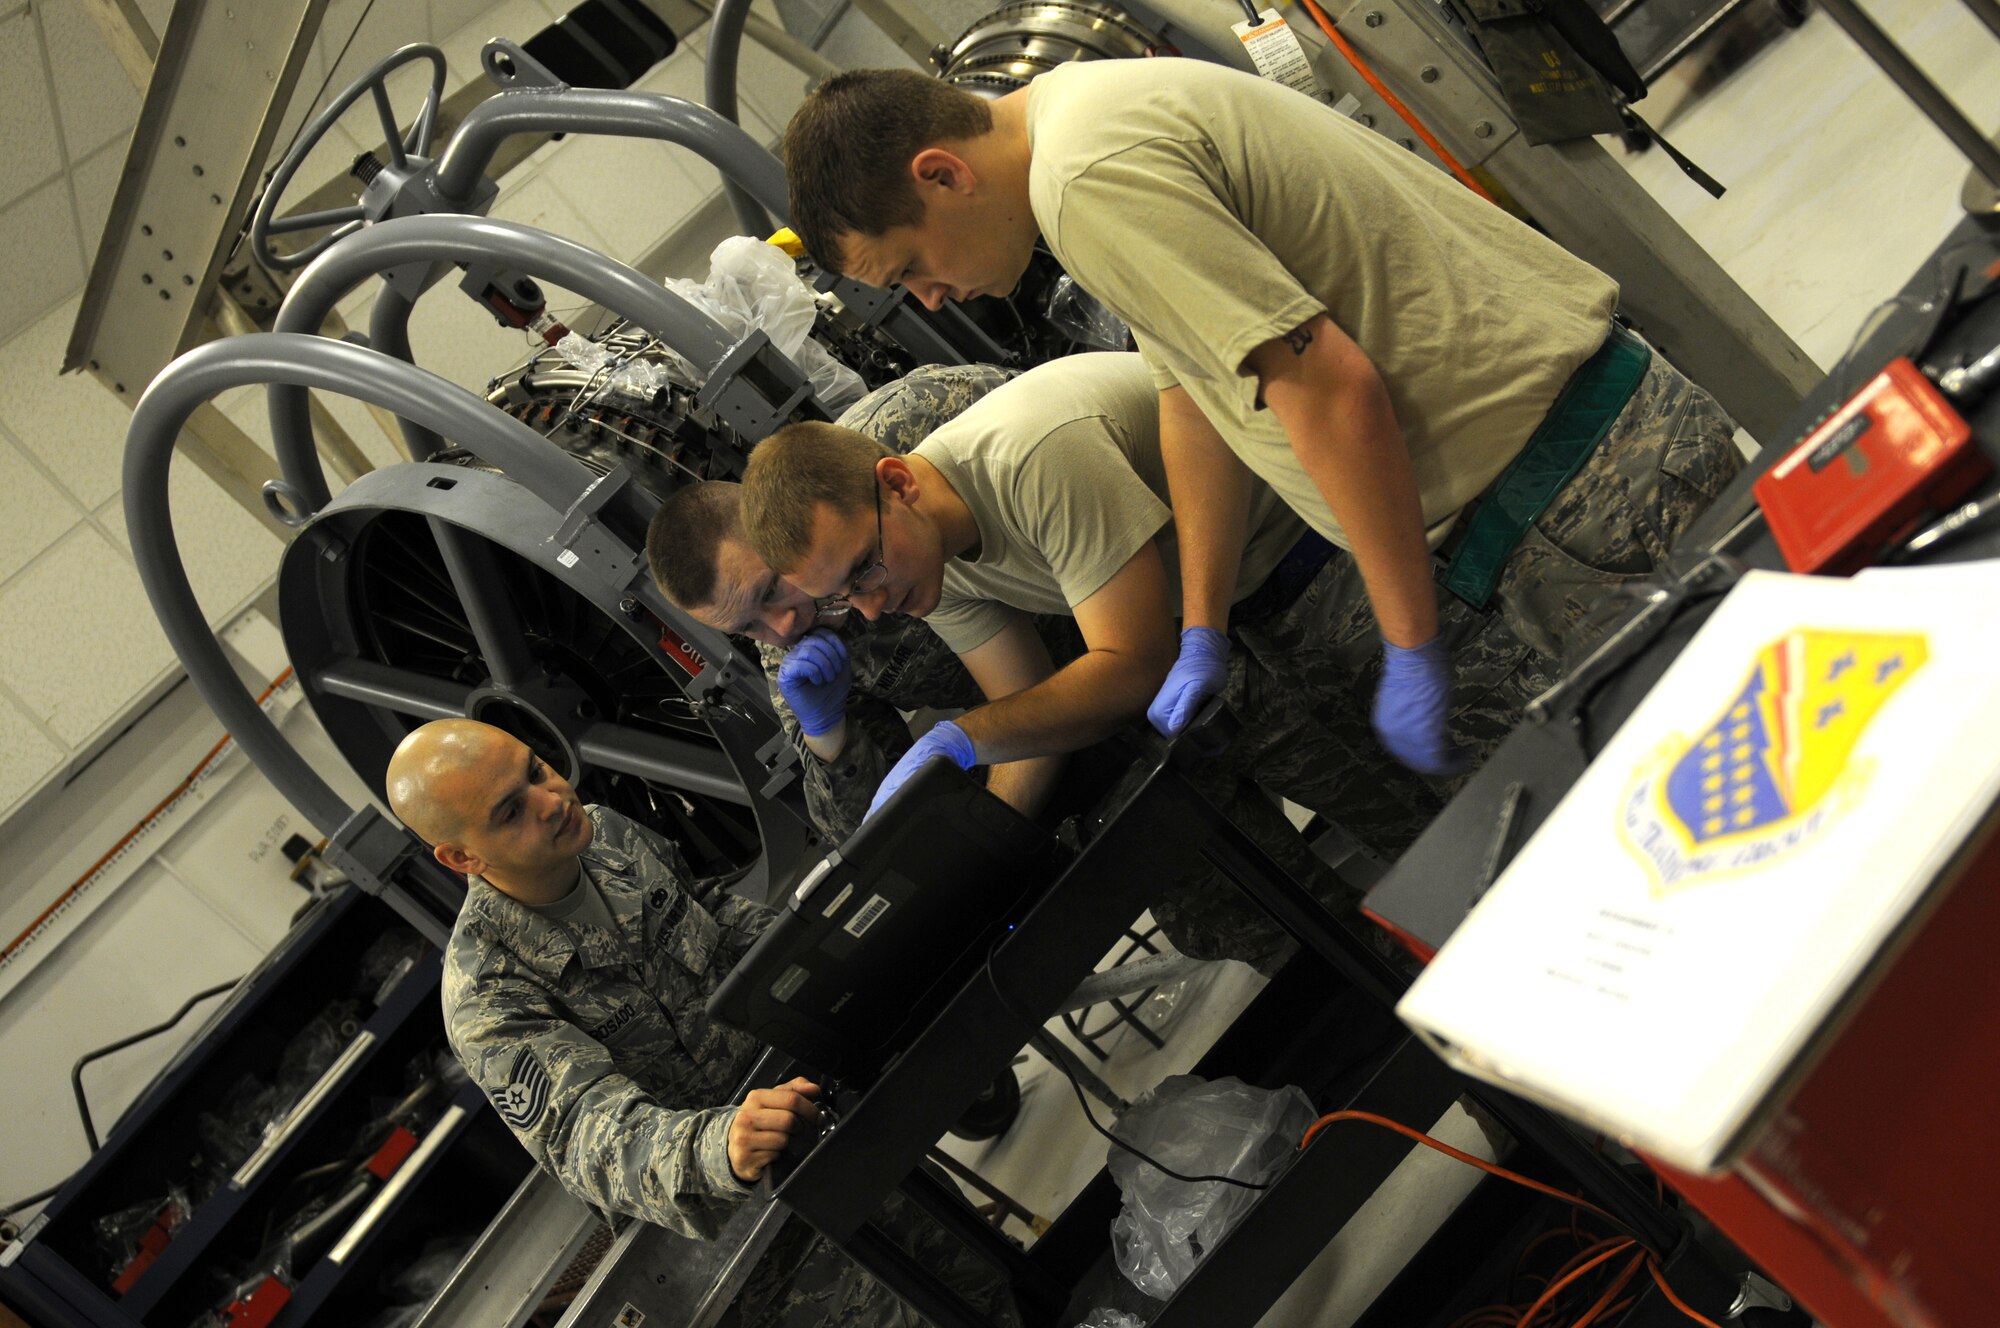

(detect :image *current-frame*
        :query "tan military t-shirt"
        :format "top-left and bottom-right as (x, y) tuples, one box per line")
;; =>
(914, 353), (1303, 652)
(1025, 58), (1619, 548)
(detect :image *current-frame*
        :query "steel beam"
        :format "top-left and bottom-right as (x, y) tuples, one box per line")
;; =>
(76, 0), (159, 91)
(65, 0), (330, 393)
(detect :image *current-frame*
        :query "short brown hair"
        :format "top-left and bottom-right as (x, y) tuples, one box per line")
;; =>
(646, 481), (743, 609)
(783, 69), (994, 273)
(740, 422), (890, 572)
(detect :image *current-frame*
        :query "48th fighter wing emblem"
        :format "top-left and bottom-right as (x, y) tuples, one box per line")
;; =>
(1618, 627), (1927, 891)
(493, 1048), (553, 1129)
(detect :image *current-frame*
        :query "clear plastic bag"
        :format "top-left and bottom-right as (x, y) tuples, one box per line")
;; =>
(1107, 1074), (1314, 1299)
(1075, 1311), (1143, 1328)
(1043, 275), (1130, 351)
(663, 237), (866, 411)
(554, 331), (693, 399)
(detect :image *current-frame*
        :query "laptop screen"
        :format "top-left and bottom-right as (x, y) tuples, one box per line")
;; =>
(705, 758), (1063, 1079)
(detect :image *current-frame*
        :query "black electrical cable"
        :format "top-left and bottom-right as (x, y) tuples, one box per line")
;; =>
(72, 977), (242, 1153)
(2, 1181), (62, 1221)
(980, 943), (1269, 1192)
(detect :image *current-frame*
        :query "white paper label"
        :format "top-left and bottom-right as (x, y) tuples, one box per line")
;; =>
(843, 893), (890, 938)
(1232, 9), (1321, 98)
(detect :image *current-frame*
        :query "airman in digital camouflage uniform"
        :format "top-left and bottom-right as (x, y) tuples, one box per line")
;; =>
(387, 718), (1015, 1328)
(649, 363), (1081, 844)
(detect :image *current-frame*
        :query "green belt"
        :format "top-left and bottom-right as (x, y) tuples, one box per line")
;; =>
(1439, 323), (1652, 610)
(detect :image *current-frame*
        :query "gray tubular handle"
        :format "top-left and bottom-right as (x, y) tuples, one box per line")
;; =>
(434, 87), (789, 221)
(269, 214), (742, 512)
(706, 0), (776, 239)
(126, 334), (611, 834)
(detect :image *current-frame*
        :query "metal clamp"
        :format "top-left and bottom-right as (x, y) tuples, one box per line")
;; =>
(549, 465), (646, 585)
(321, 805), (427, 896)
(696, 331), (823, 443)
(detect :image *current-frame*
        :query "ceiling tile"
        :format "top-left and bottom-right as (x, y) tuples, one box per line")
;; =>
(39, 0), (144, 161)
(535, 125), (709, 268)
(0, 439), (86, 585)
(322, 0), (433, 97)
(403, 267), (540, 394)
(94, 494), (130, 557)
(160, 454), (282, 622)
(0, 9), (63, 210)
(0, 524), (175, 746)
(0, 296), (133, 509)
(0, 693), (63, 815)
(0, 180), (89, 355)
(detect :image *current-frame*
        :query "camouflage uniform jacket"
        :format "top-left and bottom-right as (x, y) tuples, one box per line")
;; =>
(756, 362), (1083, 843)
(441, 804), (772, 1238)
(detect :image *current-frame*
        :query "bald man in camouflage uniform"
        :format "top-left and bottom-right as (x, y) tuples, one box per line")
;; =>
(392, 719), (1015, 1327)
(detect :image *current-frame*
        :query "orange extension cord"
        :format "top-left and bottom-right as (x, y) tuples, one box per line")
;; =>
(1304, 1110), (1727, 1328)
(0, 669), (296, 966)
(1293, 0), (1500, 205)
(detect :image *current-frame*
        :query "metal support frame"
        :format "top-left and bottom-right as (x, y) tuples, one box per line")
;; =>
(267, 214), (767, 512)
(431, 86), (789, 217)
(850, 0), (951, 64)
(76, 0), (160, 89)
(706, 0), (778, 238)
(124, 333), (808, 924)
(65, 0), (330, 392)
(412, 1169), (598, 1328)
(1813, 0), (2000, 193)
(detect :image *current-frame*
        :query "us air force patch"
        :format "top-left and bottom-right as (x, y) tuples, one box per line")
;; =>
(493, 1049), (552, 1129)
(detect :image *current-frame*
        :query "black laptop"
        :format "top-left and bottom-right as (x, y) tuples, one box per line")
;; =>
(706, 758), (1063, 1078)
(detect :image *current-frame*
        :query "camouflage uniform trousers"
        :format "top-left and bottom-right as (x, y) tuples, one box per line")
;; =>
(1217, 346), (1745, 863)
(1146, 758), (1382, 976)
(736, 1182), (1021, 1328)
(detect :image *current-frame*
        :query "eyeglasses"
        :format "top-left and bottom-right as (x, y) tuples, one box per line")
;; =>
(813, 489), (888, 617)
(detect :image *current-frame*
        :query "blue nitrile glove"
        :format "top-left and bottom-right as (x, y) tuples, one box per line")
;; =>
(1147, 626), (1232, 737)
(866, 720), (977, 820)
(1373, 636), (1471, 776)
(776, 628), (852, 738)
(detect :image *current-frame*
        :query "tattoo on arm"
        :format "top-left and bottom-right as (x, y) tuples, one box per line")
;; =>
(1283, 326), (1314, 355)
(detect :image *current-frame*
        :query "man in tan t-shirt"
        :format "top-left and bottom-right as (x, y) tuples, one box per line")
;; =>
(742, 352), (1307, 817)
(739, 352), (1406, 966)
(780, 60), (1742, 810)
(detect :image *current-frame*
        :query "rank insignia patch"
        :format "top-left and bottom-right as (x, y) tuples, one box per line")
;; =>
(493, 1048), (552, 1129)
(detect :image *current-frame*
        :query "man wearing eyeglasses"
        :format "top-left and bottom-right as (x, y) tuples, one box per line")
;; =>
(647, 365), (1082, 843)
(742, 353), (1222, 817)
(742, 351), (1444, 967)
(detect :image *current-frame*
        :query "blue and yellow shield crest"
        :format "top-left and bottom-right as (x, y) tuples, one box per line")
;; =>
(1619, 629), (1926, 890)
